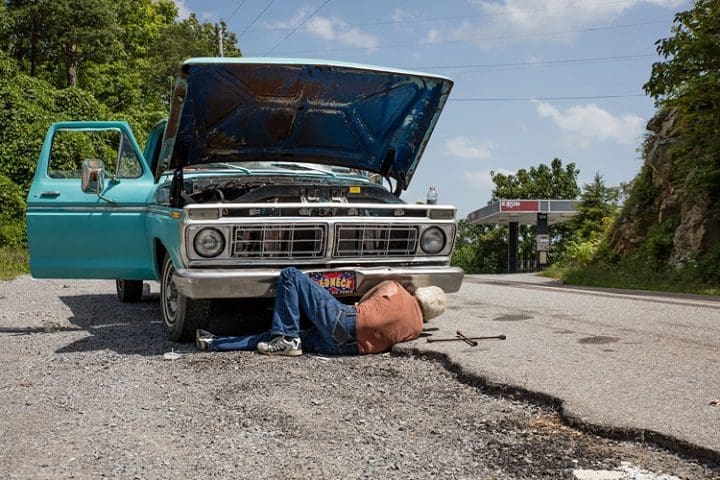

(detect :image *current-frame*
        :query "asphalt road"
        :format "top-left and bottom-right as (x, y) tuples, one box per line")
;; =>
(399, 273), (720, 463)
(1, 273), (719, 478)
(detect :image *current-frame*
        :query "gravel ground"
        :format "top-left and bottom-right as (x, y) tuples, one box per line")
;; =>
(1, 277), (718, 480)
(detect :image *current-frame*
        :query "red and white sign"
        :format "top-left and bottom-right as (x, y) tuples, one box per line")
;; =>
(500, 200), (539, 212)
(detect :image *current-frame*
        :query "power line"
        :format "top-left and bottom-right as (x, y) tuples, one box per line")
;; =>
(226, 0), (248, 22)
(235, 0), (654, 34)
(239, 0), (277, 37)
(448, 94), (646, 102)
(445, 54), (658, 76)
(407, 54), (657, 72)
(263, 0), (332, 56)
(271, 20), (666, 55)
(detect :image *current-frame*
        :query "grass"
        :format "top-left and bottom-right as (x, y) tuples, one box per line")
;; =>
(0, 246), (29, 281)
(543, 263), (720, 297)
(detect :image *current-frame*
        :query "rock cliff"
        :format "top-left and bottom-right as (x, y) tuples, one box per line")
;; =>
(609, 110), (720, 267)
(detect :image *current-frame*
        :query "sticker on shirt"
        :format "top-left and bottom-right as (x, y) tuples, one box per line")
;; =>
(309, 271), (356, 295)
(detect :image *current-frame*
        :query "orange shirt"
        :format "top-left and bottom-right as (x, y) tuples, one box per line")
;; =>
(355, 281), (423, 354)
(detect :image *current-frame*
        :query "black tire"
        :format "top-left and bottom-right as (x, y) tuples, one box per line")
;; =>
(116, 279), (144, 303)
(160, 254), (210, 342)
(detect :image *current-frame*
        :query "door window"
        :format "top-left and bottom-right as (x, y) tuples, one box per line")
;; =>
(48, 128), (142, 179)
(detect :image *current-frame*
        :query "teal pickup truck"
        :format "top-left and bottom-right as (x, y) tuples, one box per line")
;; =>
(26, 58), (464, 341)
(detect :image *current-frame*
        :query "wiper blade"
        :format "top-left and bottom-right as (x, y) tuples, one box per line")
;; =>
(217, 163), (251, 174)
(270, 162), (338, 178)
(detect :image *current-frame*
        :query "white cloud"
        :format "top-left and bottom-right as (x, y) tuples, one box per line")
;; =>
(464, 168), (514, 189)
(305, 15), (378, 50)
(391, 8), (423, 33)
(451, 0), (684, 48)
(422, 28), (442, 44)
(173, 0), (191, 19)
(267, 10), (378, 51)
(392, 8), (417, 23)
(306, 16), (336, 41)
(264, 8), (308, 30)
(445, 136), (493, 160)
(536, 102), (645, 148)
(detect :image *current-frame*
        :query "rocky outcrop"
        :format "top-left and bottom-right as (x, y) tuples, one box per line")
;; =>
(671, 195), (720, 265)
(609, 110), (720, 266)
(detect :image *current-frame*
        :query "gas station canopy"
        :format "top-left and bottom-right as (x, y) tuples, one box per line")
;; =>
(467, 199), (579, 226)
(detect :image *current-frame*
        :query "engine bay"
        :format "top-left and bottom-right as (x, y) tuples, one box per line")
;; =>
(181, 175), (402, 205)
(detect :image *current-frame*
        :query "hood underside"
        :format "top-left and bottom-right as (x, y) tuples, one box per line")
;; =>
(156, 58), (453, 191)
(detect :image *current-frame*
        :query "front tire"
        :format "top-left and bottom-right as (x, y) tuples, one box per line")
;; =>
(160, 254), (210, 342)
(116, 280), (144, 303)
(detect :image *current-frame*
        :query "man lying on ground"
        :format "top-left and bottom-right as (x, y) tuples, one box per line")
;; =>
(196, 266), (447, 356)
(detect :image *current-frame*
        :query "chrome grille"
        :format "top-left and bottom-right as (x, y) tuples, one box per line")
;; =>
(334, 225), (418, 257)
(232, 224), (326, 258)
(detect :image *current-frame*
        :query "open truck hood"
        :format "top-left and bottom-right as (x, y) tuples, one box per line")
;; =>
(156, 58), (453, 191)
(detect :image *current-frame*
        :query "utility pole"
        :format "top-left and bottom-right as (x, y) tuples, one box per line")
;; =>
(217, 22), (225, 57)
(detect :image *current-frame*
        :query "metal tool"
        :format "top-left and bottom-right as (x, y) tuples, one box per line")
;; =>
(455, 331), (478, 346)
(426, 333), (507, 344)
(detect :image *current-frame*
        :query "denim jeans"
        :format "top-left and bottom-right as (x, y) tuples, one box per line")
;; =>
(211, 267), (359, 355)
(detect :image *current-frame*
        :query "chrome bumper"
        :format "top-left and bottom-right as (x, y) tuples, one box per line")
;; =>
(173, 266), (464, 299)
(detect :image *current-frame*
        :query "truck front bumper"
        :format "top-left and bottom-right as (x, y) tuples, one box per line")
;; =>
(173, 266), (464, 299)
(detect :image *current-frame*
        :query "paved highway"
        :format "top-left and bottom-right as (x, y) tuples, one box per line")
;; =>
(399, 273), (720, 462)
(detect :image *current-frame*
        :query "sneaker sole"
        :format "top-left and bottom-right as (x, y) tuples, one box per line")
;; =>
(195, 330), (213, 351)
(195, 331), (205, 351)
(259, 349), (303, 356)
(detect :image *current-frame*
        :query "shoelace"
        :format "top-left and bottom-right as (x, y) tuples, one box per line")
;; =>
(268, 338), (291, 352)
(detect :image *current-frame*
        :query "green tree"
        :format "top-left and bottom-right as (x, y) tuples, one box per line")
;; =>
(3, 0), (49, 76)
(553, 173), (620, 270)
(451, 220), (507, 274)
(43, 0), (121, 87)
(569, 173), (620, 242)
(490, 158), (580, 201)
(145, 14), (242, 105)
(643, 0), (720, 198)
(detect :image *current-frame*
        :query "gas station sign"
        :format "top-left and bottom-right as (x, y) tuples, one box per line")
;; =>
(536, 234), (550, 252)
(500, 200), (540, 211)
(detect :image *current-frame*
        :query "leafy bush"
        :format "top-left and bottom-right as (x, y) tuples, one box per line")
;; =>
(0, 174), (26, 247)
(561, 238), (601, 269)
(0, 220), (26, 248)
(695, 245), (720, 284)
(0, 174), (25, 219)
(639, 217), (678, 265)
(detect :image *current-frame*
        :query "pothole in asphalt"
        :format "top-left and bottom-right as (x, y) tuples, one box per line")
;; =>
(494, 313), (533, 321)
(578, 336), (620, 344)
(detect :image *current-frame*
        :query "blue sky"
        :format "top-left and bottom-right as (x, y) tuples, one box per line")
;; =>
(174, 0), (690, 217)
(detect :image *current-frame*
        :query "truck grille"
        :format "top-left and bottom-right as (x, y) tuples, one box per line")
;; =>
(334, 225), (418, 257)
(232, 224), (326, 258)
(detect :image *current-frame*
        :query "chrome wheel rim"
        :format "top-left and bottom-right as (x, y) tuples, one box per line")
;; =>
(162, 260), (179, 326)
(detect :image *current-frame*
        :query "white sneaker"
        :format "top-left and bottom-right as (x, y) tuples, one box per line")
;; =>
(257, 336), (302, 356)
(195, 329), (217, 351)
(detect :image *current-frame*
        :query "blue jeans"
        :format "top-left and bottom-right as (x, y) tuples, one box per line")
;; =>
(211, 267), (359, 355)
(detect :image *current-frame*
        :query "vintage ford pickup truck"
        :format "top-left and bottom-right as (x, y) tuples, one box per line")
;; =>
(26, 58), (464, 341)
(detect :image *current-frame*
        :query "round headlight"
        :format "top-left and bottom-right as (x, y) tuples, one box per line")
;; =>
(194, 228), (225, 258)
(420, 227), (446, 254)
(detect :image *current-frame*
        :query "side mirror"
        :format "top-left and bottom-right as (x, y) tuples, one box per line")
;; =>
(81, 158), (105, 194)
